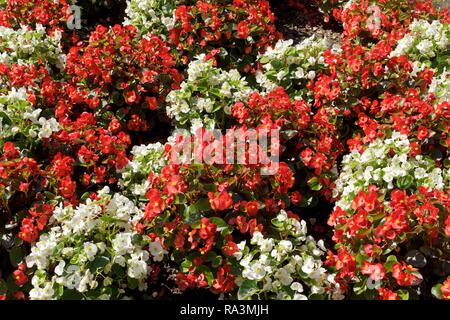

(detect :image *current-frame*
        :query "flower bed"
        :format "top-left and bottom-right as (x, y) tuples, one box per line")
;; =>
(0, 0), (449, 300)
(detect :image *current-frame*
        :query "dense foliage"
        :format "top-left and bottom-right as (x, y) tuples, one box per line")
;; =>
(0, 0), (449, 300)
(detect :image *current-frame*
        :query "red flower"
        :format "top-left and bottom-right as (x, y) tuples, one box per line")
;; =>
(414, 203), (439, 225)
(300, 148), (313, 165)
(145, 189), (166, 221)
(174, 232), (186, 250)
(246, 201), (259, 217)
(377, 288), (399, 300)
(165, 175), (187, 195)
(290, 191), (303, 205)
(18, 218), (38, 243)
(334, 247), (357, 279)
(13, 270), (28, 286)
(208, 191), (233, 211)
(211, 265), (236, 294)
(3, 142), (19, 158)
(51, 153), (75, 177)
(223, 241), (238, 256)
(235, 215), (249, 233)
(59, 176), (76, 199)
(175, 272), (189, 291)
(274, 163), (294, 193)
(361, 262), (386, 281)
(146, 96), (158, 110)
(237, 21), (250, 39)
(409, 141), (421, 157)
(442, 213), (450, 237)
(392, 262), (422, 286)
(199, 217), (217, 240)
(417, 126), (429, 140)
(125, 90), (137, 105)
(351, 189), (378, 212)
(441, 277), (450, 300)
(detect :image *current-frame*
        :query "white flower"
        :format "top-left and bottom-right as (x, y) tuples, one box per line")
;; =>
(148, 240), (167, 262)
(251, 231), (264, 245)
(278, 240), (293, 253)
(78, 271), (94, 293)
(259, 238), (274, 252)
(29, 283), (55, 300)
(290, 282), (304, 292)
(277, 210), (288, 222)
(64, 265), (82, 290)
(414, 167), (427, 179)
(233, 240), (246, 260)
(54, 261), (66, 276)
(293, 293), (308, 300)
(112, 233), (134, 256)
(243, 262), (267, 280)
(275, 268), (293, 286)
(127, 251), (149, 280)
(84, 242), (98, 261)
(416, 39), (434, 55)
(113, 255), (126, 267)
(301, 256), (316, 274)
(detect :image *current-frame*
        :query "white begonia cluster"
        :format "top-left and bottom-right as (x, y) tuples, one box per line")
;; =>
(256, 36), (340, 100)
(334, 132), (450, 211)
(119, 142), (167, 198)
(235, 210), (344, 300)
(124, 0), (177, 39)
(0, 24), (65, 69)
(0, 87), (60, 142)
(166, 54), (252, 128)
(390, 19), (449, 61)
(26, 187), (167, 300)
(390, 19), (450, 106)
(429, 70), (450, 104)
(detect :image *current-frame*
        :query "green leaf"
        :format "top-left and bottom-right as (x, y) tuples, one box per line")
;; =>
(203, 268), (214, 286)
(308, 177), (323, 191)
(184, 198), (211, 223)
(181, 259), (192, 273)
(89, 256), (109, 273)
(384, 255), (398, 272)
(9, 246), (25, 267)
(13, 235), (23, 247)
(353, 282), (367, 296)
(6, 274), (18, 292)
(174, 193), (186, 204)
(80, 192), (90, 201)
(443, 158), (450, 168)
(127, 277), (138, 290)
(237, 279), (258, 300)
(209, 217), (227, 228)
(0, 111), (12, 126)
(395, 175), (413, 189)
(397, 289), (409, 300)
(195, 198), (211, 212)
(61, 289), (84, 300)
(271, 218), (284, 229)
(204, 251), (217, 262)
(111, 264), (125, 278)
(0, 279), (7, 295)
(355, 253), (366, 265)
(259, 56), (270, 64)
(212, 256), (223, 268)
(309, 293), (325, 300)
(431, 284), (443, 299)
(43, 191), (56, 200)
